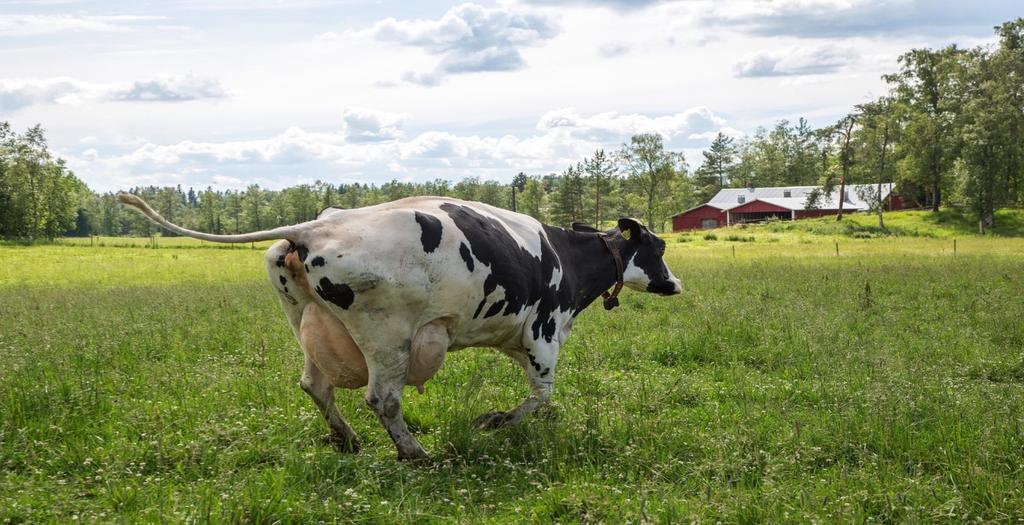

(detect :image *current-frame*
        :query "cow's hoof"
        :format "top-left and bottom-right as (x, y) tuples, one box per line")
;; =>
(323, 434), (361, 453)
(397, 448), (431, 463)
(472, 411), (517, 430)
(534, 402), (561, 421)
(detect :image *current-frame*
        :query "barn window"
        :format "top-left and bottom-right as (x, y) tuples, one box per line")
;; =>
(701, 218), (718, 229)
(783, 190), (791, 198)
(737, 195), (745, 203)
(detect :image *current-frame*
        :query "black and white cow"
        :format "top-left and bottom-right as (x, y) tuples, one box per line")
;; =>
(118, 193), (681, 461)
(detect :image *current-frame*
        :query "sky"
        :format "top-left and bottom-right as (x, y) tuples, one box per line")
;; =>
(1, 0), (1019, 193)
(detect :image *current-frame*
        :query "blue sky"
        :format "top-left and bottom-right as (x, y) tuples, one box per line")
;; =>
(1, 0), (1019, 192)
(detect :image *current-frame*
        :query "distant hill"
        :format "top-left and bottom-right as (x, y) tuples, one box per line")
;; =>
(710, 208), (1024, 238)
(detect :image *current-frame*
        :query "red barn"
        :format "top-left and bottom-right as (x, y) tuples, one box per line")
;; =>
(671, 183), (903, 232)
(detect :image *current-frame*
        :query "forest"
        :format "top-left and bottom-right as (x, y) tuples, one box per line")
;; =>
(1, 19), (1021, 240)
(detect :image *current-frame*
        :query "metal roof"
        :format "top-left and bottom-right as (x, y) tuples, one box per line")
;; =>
(705, 183), (894, 212)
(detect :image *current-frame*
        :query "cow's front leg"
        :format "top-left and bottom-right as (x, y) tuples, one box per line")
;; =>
(474, 342), (558, 430)
(300, 355), (360, 452)
(363, 344), (430, 462)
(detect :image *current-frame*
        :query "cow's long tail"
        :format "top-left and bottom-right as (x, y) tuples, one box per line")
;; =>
(117, 192), (310, 243)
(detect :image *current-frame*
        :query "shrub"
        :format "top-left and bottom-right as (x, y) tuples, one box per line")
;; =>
(703, 233), (718, 241)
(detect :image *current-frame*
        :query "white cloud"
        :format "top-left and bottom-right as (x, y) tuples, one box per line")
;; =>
(0, 74), (228, 112)
(522, 0), (664, 9)
(0, 78), (103, 111)
(341, 107), (408, 142)
(536, 106), (731, 141)
(700, 0), (1021, 38)
(734, 45), (857, 77)
(354, 3), (559, 85)
(67, 107), (739, 190)
(597, 42), (631, 57)
(109, 74), (228, 102)
(0, 14), (160, 36)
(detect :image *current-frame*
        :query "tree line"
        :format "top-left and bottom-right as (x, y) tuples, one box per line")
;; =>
(695, 18), (1024, 229)
(2, 18), (1021, 240)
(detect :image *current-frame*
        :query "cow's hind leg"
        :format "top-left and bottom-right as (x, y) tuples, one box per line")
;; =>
(474, 341), (558, 430)
(361, 337), (430, 462)
(265, 241), (361, 453)
(300, 355), (361, 452)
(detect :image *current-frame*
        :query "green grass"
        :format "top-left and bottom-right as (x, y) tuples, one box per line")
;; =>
(2, 235), (1023, 523)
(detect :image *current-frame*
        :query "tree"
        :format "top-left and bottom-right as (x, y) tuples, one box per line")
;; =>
(224, 191), (243, 233)
(582, 150), (615, 227)
(885, 46), (966, 211)
(834, 115), (856, 220)
(618, 133), (683, 230)
(476, 180), (508, 208)
(200, 188), (223, 233)
(511, 172), (528, 192)
(693, 132), (736, 202)
(244, 184), (264, 230)
(155, 186), (183, 235)
(956, 48), (1009, 229)
(856, 98), (899, 230)
(551, 164), (587, 226)
(453, 177), (481, 202)
(519, 176), (546, 221)
(0, 123), (83, 240)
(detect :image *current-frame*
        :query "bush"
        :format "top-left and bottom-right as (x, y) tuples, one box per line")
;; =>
(725, 234), (755, 242)
(703, 233), (718, 241)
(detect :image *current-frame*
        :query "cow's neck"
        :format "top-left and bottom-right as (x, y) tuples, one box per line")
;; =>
(545, 227), (631, 314)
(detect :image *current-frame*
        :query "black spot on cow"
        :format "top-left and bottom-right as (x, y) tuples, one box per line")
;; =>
(279, 275), (287, 285)
(484, 300), (506, 318)
(458, 242), (474, 272)
(440, 203), (569, 341)
(275, 255), (286, 268)
(315, 277), (355, 309)
(527, 352), (542, 372)
(441, 204), (656, 346)
(279, 289), (297, 305)
(297, 244), (309, 263)
(311, 256), (326, 267)
(414, 211), (443, 253)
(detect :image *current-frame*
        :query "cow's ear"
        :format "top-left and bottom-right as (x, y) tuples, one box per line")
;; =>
(617, 218), (643, 242)
(571, 222), (600, 233)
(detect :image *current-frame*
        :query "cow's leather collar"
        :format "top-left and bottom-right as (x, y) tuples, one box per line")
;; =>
(599, 233), (624, 310)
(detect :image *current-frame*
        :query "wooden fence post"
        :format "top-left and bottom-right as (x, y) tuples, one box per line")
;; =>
(835, 242), (839, 257)
(953, 238), (957, 256)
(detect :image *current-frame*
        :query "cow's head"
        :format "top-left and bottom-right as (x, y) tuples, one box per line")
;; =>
(615, 218), (682, 296)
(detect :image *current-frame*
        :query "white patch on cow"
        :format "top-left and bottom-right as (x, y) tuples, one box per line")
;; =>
(622, 253), (652, 291)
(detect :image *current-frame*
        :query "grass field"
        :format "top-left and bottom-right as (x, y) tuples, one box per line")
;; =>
(2, 224), (1024, 522)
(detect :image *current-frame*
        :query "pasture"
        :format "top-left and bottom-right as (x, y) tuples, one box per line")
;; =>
(1, 232), (1023, 523)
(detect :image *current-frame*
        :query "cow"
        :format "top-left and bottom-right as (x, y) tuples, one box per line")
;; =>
(118, 193), (681, 461)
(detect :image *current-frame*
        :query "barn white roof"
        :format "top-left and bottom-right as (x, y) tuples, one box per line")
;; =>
(699, 183), (894, 213)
